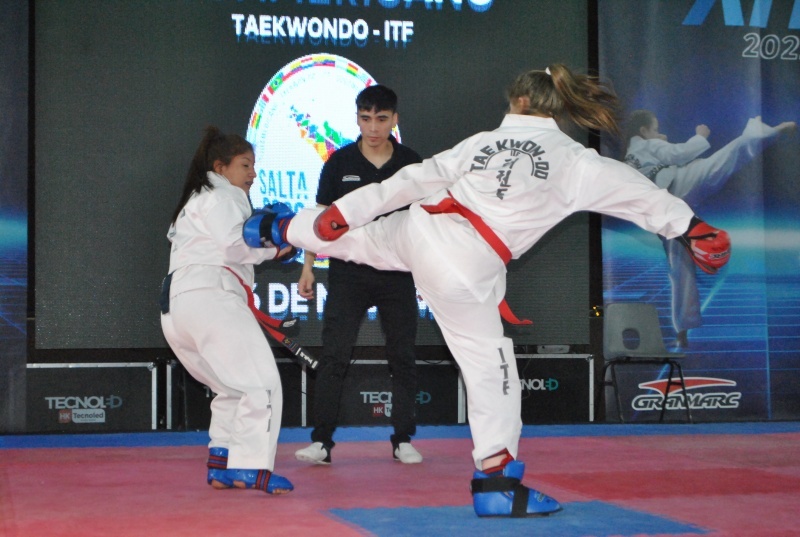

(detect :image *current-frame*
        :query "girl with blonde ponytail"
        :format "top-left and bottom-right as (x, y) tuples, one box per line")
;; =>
(268, 65), (731, 518)
(507, 63), (620, 136)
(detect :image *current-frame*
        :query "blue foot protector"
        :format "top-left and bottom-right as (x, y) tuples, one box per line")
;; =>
(207, 447), (231, 489)
(226, 468), (294, 494)
(471, 461), (561, 517)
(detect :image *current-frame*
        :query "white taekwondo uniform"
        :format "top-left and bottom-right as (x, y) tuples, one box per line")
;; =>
(161, 172), (283, 471)
(287, 114), (695, 468)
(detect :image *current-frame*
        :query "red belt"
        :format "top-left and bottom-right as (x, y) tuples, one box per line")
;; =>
(421, 193), (532, 326)
(224, 267), (319, 370)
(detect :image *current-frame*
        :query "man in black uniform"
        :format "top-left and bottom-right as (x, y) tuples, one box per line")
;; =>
(294, 85), (423, 465)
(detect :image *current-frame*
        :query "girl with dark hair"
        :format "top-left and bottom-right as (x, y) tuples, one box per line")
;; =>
(254, 64), (730, 517)
(161, 126), (294, 495)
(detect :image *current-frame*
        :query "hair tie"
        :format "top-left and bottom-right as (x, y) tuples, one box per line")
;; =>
(545, 67), (551, 76)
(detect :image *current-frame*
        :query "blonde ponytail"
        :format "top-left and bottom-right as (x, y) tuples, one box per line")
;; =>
(507, 64), (621, 137)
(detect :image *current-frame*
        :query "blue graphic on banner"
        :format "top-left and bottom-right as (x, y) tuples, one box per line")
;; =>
(0, 216), (28, 340)
(682, 0), (800, 29)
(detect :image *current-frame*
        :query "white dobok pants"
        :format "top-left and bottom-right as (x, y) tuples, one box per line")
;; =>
(161, 283), (283, 470)
(287, 207), (522, 469)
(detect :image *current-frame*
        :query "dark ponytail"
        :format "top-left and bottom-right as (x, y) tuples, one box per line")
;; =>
(170, 126), (253, 224)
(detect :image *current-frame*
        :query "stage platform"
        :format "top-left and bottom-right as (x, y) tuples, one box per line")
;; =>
(3, 422), (800, 536)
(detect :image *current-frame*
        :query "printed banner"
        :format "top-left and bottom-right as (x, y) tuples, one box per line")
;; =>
(599, 0), (800, 421)
(26, 364), (157, 433)
(0, 0), (28, 433)
(517, 355), (594, 423)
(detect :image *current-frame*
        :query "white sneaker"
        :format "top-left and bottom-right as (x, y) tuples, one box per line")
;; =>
(393, 442), (423, 464)
(295, 442), (331, 465)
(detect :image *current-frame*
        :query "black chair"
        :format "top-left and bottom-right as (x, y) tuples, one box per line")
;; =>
(598, 302), (692, 423)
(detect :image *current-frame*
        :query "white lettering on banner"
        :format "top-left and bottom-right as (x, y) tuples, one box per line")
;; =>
(266, 281), (424, 319)
(229, 0), (495, 48)
(253, 170), (311, 206)
(742, 33), (800, 61)
(361, 391), (432, 404)
(290, 283), (309, 315)
(71, 409), (107, 424)
(361, 391), (392, 403)
(520, 378), (559, 391)
(231, 14), (412, 46)
(631, 392), (742, 411)
(362, 390), (430, 418)
(269, 283), (291, 314)
(383, 20), (414, 43)
(45, 395), (123, 410)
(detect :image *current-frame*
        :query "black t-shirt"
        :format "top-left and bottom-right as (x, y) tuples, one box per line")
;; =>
(316, 135), (422, 274)
(316, 135), (422, 205)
